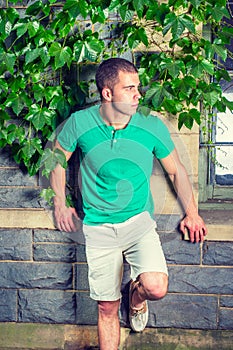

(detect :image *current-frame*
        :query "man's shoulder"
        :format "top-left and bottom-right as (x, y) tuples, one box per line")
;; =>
(70, 104), (99, 120)
(133, 111), (169, 130)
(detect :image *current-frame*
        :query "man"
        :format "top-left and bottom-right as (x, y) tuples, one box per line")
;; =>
(50, 58), (207, 350)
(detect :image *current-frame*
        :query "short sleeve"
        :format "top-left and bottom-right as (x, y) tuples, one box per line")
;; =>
(57, 113), (79, 152)
(152, 118), (175, 159)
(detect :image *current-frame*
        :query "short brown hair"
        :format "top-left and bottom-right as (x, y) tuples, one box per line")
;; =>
(96, 58), (138, 98)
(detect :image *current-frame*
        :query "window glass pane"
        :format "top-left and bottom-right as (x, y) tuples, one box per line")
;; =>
(215, 146), (233, 185)
(216, 81), (233, 143)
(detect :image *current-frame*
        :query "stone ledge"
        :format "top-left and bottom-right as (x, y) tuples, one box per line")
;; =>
(0, 323), (233, 350)
(182, 208), (233, 242)
(199, 208), (233, 242)
(0, 209), (55, 229)
(0, 208), (232, 241)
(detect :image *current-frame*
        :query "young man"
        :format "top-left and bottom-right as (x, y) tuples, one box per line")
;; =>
(50, 58), (207, 350)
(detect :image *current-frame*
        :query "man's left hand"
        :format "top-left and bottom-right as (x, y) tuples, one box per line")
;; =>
(180, 214), (207, 243)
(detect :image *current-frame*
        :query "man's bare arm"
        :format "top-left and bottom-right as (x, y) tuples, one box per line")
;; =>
(160, 149), (207, 243)
(50, 141), (79, 232)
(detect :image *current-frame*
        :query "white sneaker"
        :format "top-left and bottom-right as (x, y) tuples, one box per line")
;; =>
(129, 280), (149, 332)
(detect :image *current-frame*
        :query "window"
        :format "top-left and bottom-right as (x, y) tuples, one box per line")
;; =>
(199, 0), (233, 204)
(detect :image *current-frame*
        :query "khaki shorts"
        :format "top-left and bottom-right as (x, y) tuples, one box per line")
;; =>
(85, 228), (168, 301)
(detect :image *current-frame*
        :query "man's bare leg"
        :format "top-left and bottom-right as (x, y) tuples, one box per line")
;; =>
(98, 299), (120, 350)
(131, 272), (168, 308)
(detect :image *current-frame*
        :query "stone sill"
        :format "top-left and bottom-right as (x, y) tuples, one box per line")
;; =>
(0, 206), (232, 241)
(0, 323), (232, 350)
(197, 201), (233, 242)
(0, 208), (55, 229)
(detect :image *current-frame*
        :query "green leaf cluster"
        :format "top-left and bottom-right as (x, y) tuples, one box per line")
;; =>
(0, 0), (232, 181)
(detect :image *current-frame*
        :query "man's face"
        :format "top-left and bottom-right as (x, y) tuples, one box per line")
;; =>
(110, 71), (141, 118)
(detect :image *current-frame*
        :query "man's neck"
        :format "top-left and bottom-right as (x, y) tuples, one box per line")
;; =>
(99, 104), (131, 130)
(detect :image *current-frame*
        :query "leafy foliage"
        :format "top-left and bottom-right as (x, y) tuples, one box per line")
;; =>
(0, 0), (232, 180)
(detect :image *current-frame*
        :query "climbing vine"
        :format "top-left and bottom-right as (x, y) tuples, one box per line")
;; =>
(0, 0), (233, 179)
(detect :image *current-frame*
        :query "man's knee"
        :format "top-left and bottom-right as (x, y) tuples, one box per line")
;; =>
(98, 300), (120, 318)
(139, 272), (168, 300)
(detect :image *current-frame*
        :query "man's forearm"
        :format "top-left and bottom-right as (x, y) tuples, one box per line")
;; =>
(171, 164), (198, 217)
(50, 164), (67, 207)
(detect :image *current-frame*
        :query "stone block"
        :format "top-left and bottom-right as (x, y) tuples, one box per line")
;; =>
(34, 229), (74, 243)
(0, 146), (17, 166)
(172, 133), (199, 175)
(75, 264), (89, 290)
(203, 241), (233, 266)
(0, 262), (73, 289)
(18, 290), (76, 324)
(155, 214), (181, 232)
(0, 323), (65, 350)
(34, 229), (86, 249)
(168, 266), (233, 294)
(76, 292), (98, 325)
(220, 296), (233, 308)
(0, 169), (37, 186)
(219, 308), (233, 330)
(0, 188), (41, 208)
(0, 229), (32, 261)
(120, 283), (218, 330)
(148, 294), (218, 330)
(0, 289), (17, 322)
(75, 244), (87, 262)
(33, 244), (76, 263)
(160, 232), (201, 265)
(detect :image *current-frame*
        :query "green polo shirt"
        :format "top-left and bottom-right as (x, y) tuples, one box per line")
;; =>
(57, 104), (175, 225)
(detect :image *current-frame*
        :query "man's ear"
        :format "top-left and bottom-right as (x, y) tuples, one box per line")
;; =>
(102, 87), (112, 101)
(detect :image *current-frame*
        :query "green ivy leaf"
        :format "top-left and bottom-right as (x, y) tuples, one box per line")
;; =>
(14, 20), (40, 39)
(90, 6), (108, 24)
(128, 27), (148, 49)
(163, 13), (195, 40)
(189, 108), (201, 125)
(189, 0), (202, 8)
(49, 95), (71, 119)
(187, 58), (215, 77)
(5, 92), (29, 115)
(0, 109), (10, 123)
(63, 0), (89, 19)
(40, 46), (50, 66)
(40, 147), (67, 178)
(202, 90), (220, 106)
(44, 86), (62, 103)
(49, 42), (73, 69)
(25, 47), (41, 65)
(21, 138), (42, 159)
(0, 78), (8, 93)
(74, 37), (104, 62)
(145, 83), (173, 109)
(172, 76), (196, 99)
(163, 99), (183, 114)
(119, 4), (134, 21)
(215, 69), (231, 82)
(26, 0), (43, 16)
(211, 5), (230, 21)
(178, 111), (194, 130)
(0, 50), (16, 74)
(9, 75), (26, 92)
(212, 41), (228, 61)
(25, 104), (57, 130)
(40, 187), (55, 206)
(160, 59), (185, 78)
(222, 96), (233, 111)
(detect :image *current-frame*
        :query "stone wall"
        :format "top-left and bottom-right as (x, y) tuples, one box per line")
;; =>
(0, 215), (233, 329)
(0, 2), (233, 345)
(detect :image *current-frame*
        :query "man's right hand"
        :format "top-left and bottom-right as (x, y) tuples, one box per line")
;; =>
(54, 203), (79, 232)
